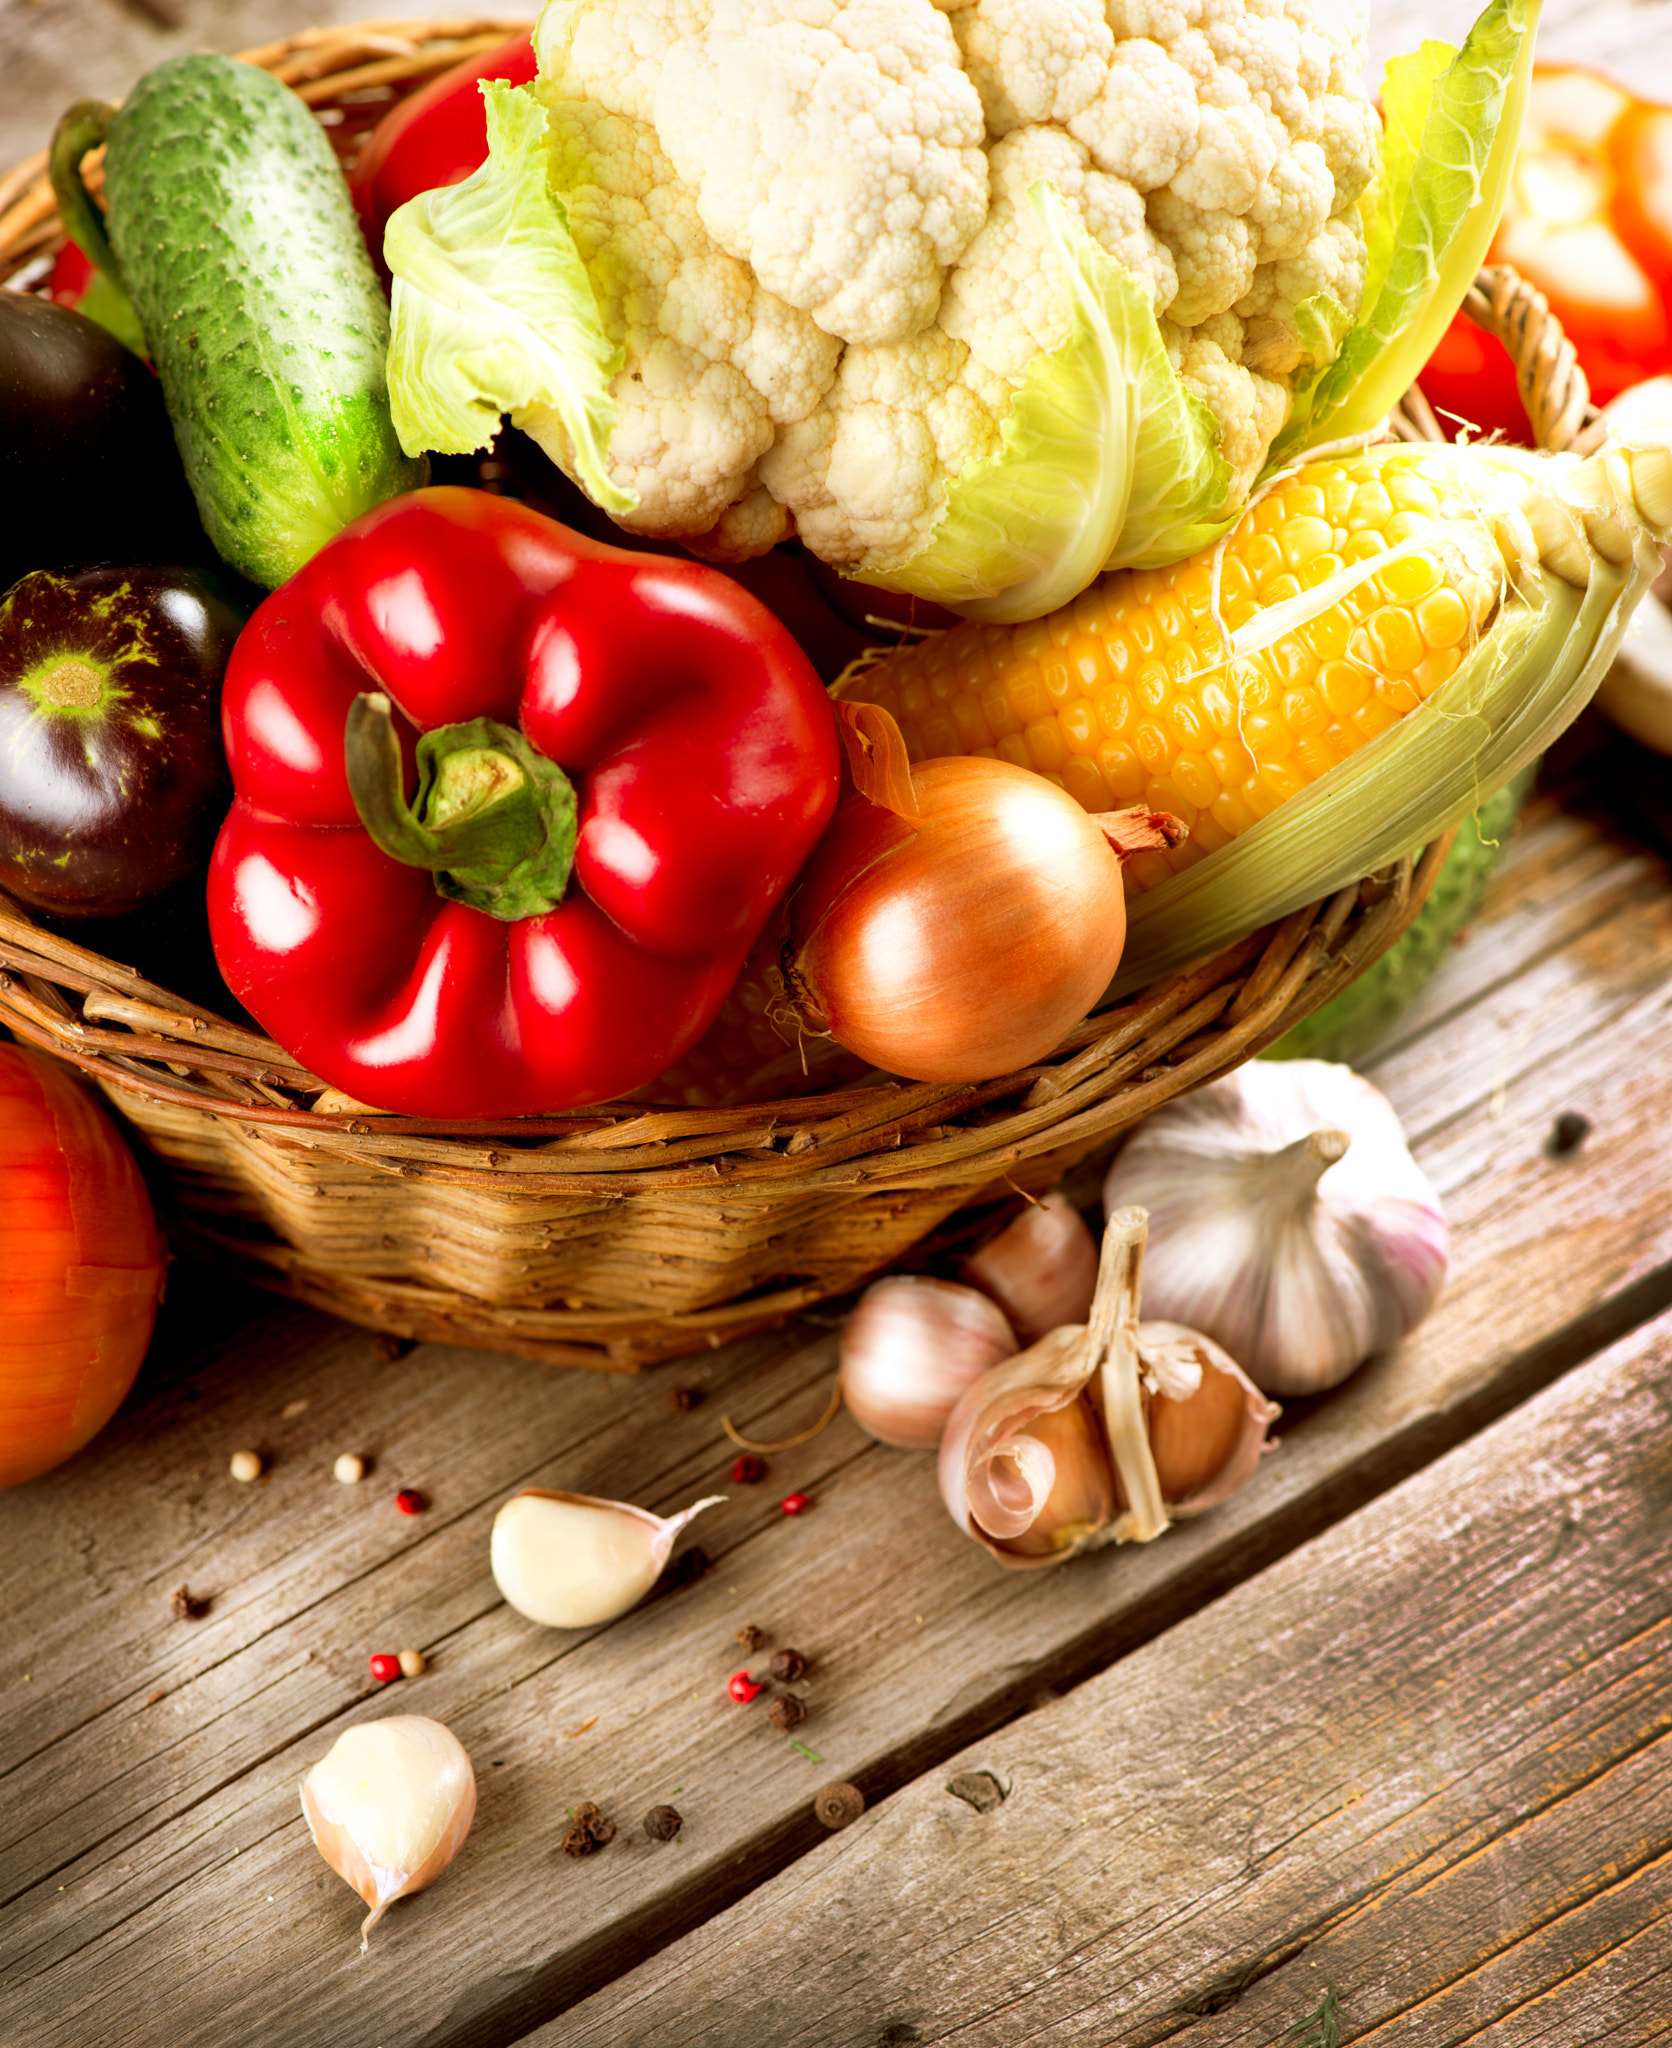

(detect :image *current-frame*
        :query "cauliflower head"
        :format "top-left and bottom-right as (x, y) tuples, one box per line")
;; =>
(386, 0), (1537, 619)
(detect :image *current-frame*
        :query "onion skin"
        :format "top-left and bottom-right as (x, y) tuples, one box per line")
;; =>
(0, 1045), (165, 1488)
(785, 758), (1131, 1082)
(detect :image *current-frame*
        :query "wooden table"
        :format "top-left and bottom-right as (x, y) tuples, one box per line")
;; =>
(9, 1), (1672, 2035)
(3, 724), (1671, 2048)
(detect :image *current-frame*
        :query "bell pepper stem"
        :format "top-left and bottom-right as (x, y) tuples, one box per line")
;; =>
(344, 691), (578, 921)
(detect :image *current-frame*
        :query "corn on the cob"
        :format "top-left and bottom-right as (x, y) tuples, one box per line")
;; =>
(838, 448), (1508, 898)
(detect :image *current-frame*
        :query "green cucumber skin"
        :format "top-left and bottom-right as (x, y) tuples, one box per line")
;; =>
(103, 55), (425, 588)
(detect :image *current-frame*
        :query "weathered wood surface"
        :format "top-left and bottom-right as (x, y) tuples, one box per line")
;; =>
(2, 766), (1672, 2048)
(548, 1300), (1672, 2048)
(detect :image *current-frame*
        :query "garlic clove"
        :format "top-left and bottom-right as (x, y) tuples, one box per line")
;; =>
(1103, 1060), (1450, 1397)
(300, 1715), (476, 1951)
(840, 1275), (1018, 1450)
(986, 1396), (1115, 1559)
(490, 1489), (724, 1628)
(1134, 1322), (1279, 1515)
(961, 1192), (1099, 1343)
(939, 1324), (1115, 1570)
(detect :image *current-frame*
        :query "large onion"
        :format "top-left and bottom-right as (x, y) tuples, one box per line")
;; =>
(782, 757), (1170, 1082)
(0, 1044), (166, 1487)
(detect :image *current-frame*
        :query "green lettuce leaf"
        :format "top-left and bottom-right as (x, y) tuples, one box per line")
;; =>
(862, 186), (1237, 624)
(385, 81), (630, 514)
(1265, 0), (1540, 472)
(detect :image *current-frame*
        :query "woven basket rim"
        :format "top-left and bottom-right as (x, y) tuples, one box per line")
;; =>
(0, 24), (1609, 1359)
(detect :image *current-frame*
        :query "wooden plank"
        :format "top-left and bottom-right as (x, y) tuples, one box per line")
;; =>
(2, 793), (1672, 2047)
(542, 1303), (1672, 2048)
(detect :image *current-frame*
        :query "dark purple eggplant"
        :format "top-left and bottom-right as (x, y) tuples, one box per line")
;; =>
(0, 292), (209, 591)
(0, 564), (243, 920)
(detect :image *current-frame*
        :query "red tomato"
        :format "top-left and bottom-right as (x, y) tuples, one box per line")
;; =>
(349, 31), (538, 276)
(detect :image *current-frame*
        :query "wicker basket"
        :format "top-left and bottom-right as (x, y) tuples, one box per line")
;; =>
(0, 24), (1606, 1369)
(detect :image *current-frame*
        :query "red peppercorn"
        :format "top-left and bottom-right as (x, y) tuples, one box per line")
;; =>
(780, 1492), (811, 1516)
(730, 1454), (766, 1484)
(728, 1670), (764, 1703)
(368, 1653), (402, 1684)
(394, 1488), (426, 1515)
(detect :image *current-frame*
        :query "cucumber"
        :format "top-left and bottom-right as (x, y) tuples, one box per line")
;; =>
(51, 57), (425, 589)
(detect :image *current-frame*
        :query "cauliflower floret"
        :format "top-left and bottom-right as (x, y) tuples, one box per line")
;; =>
(1176, 312), (1289, 497)
(685, 479), (795, 559)
(946, 125), (1179, 380)
(1068, 38), (1201, 191)
(651, 0), (990, 346)
(1147, 188), (1258, 323)
(545, 94), (839, 532)
(1237, 212), (1367, 374)
(951, 0), (1113, 132)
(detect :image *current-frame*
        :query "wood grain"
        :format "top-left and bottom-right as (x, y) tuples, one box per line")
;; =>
(2, 781), (1671, 2048)
(544, 1302), (1672, 2048)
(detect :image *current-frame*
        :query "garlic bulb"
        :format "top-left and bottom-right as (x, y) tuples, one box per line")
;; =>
(301, 1715), (476, 1950)
(961, 1192), (1099, 1341)
(840, 1276), (1017, 1449)
(491, 1489), (724, 1628)
(940, 1209), (1278, 1569)
(1102, 1061), (1449, 1397)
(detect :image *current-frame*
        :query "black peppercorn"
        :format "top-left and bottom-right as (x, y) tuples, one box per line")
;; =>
(169, 1585), (208, 1621)
(768, 1647), (807, 1682)
(736, 1623), (768, 1652)
(768, 1693), (808, 1731)
(643, 1804), (683, 1842)
(665, 1384), (704, 1413)
(562, 1801), (616, 1856)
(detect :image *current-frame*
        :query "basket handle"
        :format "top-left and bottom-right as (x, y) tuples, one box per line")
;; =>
(47, 101), (139, 334)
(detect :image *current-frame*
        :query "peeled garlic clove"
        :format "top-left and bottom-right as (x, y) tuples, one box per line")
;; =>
(301, 1715), (476, 1951)
(491, 1489), (724, 1628)
(961, 1192), (1099, 1342)
(1133, 1322), (1279, 1516)
(840, 1276), (1017, 1449)
(939, 1325), (1115, 1569)
(1103, 1060), (1449, 1397)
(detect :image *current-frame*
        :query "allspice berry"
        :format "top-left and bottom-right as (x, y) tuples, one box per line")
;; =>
(768, 1694), (808, 1732)
(768, 1648), (807, 1682)
(814, 1782), (864, 1830)
(643, 1805), (683, 1842)
(735, 1623), (767, 1652)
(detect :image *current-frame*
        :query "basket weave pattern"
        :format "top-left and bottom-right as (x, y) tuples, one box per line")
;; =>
(0, 25), (1604, 1368)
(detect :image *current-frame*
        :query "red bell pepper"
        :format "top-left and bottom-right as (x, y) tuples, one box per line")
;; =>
(1422, 64), (1672, 434)
(349, 31), (538, 279)
(207, 488), (841, 1118)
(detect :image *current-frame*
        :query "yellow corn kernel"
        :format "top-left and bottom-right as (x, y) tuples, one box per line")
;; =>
(836, 448), (1507, 896)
